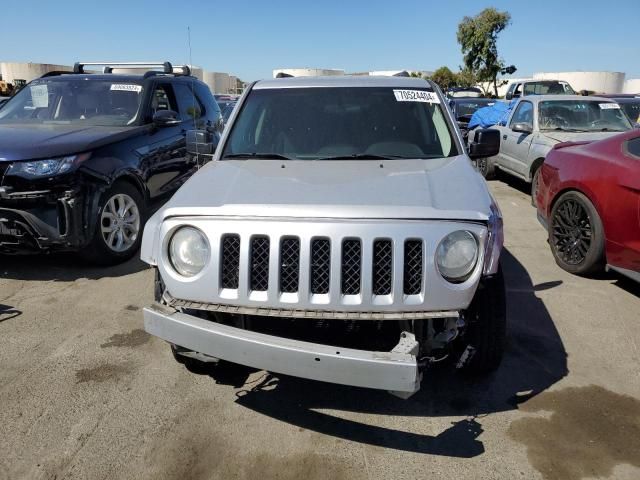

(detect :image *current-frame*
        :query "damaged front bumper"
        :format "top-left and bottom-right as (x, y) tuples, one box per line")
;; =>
(144, 302), (423, 396)
(0, 187), (86, 252)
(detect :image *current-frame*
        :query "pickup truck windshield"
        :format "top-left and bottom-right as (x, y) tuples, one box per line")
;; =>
(0, 79), (144, 127)
(222, 87), (458, 160)
(539, 100), (633, 132)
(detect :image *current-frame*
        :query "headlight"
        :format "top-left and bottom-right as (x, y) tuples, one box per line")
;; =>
(436, 230), (479, 283)
(168, 227), (210, 277)
(8, 153), (90, 178)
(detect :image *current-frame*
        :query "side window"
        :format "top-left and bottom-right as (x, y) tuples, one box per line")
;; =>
(174, 83), (204, 121)
(510, 101), (533, 127)
(514, 84), (522, 97)
(150, 84), (178, 116)
(626, 137), (640, 158)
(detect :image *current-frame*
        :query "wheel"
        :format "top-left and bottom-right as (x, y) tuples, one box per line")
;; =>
(477, 156), (496, 180)
(457, 266), (506, 374)
(530, 166), (541, 207)
(548, 191), (605, 275)
(81, 181), (144, 265)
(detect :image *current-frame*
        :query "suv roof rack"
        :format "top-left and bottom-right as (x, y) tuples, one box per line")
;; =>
(72, 62), (191, 77)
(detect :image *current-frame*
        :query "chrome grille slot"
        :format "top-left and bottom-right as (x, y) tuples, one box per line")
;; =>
(280, 237), (300, 293)
(310, 238), (331, 294)
(341, 239), (362, 295)
(372, 239), (392, 295)
(220, 235), (240, 289)
(250, 236), (270, 291)
(403, 240), (423, 295)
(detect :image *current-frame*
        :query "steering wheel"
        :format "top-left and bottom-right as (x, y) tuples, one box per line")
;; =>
(590, 119), (608, 127)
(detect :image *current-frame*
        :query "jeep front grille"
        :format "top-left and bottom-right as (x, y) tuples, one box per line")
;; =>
(220, 235), (240, 289)
(404, 240), (423, 295)
(310, 238), (331, 294)
(341, 239), (362, 295)
(250, 236), (270, 291)
(372, 239), (393, 295)
(279, 237), (300, 293)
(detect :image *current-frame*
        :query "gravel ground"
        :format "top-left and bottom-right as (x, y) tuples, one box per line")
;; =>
(0, 178), (639, 480)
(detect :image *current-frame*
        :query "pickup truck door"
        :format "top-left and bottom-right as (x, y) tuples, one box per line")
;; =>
(498, 100), (535, 177)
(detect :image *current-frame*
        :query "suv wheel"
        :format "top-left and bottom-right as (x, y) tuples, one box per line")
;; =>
(82, 182), (144, 265)
(457, 266), (506, 374)
(548, 191), (605, 275)
(477, 156), (495, 180)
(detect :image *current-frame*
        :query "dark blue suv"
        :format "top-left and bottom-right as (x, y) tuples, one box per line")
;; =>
(0, 62), (222, 263)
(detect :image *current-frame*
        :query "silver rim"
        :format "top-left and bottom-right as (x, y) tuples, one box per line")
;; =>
(100, 193), (140, 252)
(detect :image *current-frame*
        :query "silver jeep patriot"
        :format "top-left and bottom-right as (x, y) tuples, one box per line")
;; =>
(140, 75), (505, 398)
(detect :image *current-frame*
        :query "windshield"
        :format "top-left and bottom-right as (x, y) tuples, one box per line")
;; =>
(538, 100), (633, 132)
(222, 87), (457, 160)
(455, 100), (495, 118)
(0, 78), (144, 127)
(523, 81), (575, 96)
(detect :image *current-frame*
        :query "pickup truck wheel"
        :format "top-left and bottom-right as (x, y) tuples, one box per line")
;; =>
(477, 156), (495, 180)
(81, 182), (144, 265)
(458, 266), (506, 374)
(530, 167), (541, 207)
(548, 191), (605, 275)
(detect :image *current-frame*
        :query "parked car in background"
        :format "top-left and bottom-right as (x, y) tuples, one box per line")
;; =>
(505, 80), (575, 101)
(475, 95), (633, 198)
(449, 97), (497, 142)
(221, 101), (237, 125)
(594, 94), (640, 126)
(214, 94), (238, 111)
(0, 62), (222, 263)
(141, 75), (505, 398)
(536, 130), (640, 282)
(0, 96), (9, 109)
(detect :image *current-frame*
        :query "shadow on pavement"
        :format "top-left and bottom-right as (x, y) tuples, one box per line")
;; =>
(189, 248), (568, 458)
(0, 303), (21, 322)
(0, 253), (148, 281)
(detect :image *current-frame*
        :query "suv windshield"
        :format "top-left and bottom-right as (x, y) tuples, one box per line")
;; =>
(222, 87), (458, 160)
(524, 81), (575, 96)
(0, 78), (144, 127)
(539, 100), (632, 132)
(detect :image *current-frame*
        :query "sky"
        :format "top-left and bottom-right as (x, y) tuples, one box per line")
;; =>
(2, 0), (639, 82)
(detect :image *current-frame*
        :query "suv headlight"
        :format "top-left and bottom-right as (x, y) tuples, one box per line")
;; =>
(168, 227), (210, 277)
(436, 230), (479, 283)
(8, 153), (90, 178)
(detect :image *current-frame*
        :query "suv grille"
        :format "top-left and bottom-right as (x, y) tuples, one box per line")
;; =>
(280, 238), (300, 293)
(216, 234), (427, 299)
(341, 239), (362, 295)
(310, 239), (331, 294)
(220, 235), (241, 289)
(372, 240), (393, 295)
(250, 236), (270, 291)
(403, 240), (423, 295)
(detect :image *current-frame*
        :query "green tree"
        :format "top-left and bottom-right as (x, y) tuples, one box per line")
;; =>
(457, 8), (514, 97)
(430, 66), (458, 91)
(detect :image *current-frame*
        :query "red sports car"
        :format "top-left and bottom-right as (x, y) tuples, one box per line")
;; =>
(536, 130), (640, 282)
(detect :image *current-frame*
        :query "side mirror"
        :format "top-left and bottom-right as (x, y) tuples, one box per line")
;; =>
(153, 110), (181, 127)
(469, 128), (500, 158)
(186, 129), (218, 156)
(512, 122), (533, 134)
(505, 92), (513, 101)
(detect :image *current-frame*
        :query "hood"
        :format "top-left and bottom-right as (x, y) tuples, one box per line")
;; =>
(159, 155), (493, 221)
(541, 130), (624, 144)
(0, 124), (146, 161)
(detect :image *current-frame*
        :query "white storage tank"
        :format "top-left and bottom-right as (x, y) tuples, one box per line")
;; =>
(623, 79), (640, 94)
(0, 62), (72, 83)
(533, 71), (625, 94)
(273, 68), (344, 78)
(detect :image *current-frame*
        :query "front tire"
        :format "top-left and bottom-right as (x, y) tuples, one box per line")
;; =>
(548, 191), (605, 275)
(530, 167), (541, 207)
(81, 182), (144, 265)
(458, 266), (506, 374)
(477, 156), (496, 180)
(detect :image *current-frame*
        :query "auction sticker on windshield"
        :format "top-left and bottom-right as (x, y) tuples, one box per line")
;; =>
(599, 103), (620, 109)
(30, 85), (49, 108)
(393, 90), (440, 103)
(110, 84), (142, 93)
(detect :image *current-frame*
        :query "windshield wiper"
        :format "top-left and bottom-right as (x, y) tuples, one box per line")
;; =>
(314, 154), (410, 161)
(543, 127), (587, 132)
(222, 152), (292, 160)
